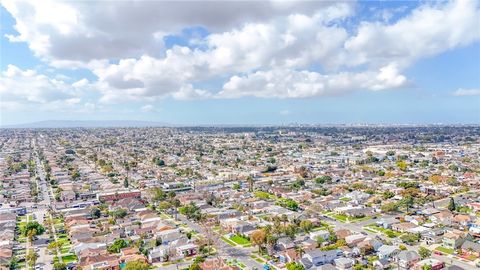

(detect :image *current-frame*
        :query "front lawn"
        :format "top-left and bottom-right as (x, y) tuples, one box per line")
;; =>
(325, 212), (373, 223)
(331, 213), (348, 222)
(365, 224), (401, 238)
(61, 254), (78, 263)
(230, 235), (250, 245)
(435, 246), (455, 255)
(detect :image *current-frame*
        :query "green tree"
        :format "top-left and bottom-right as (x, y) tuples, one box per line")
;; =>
(150, 187), (167, 201)
(124, 260), (149, 270)
(396, 160), (408, 171)
(277, 198), (298, 211)
(23, 221), (45, 237)
(26, 251), (38, 267)
(381, 202), (399, 213)
(284, 224), (298, 240)
(110, 208), (128, 219)
(107, 239), (128, 253)
(418, 246), (432, 259)
(232, 183), (241, 190)
(179, 202), (202, 221)
(422, 264), (433, 270)
(447, 197), (456, 212)
(286, 262), (305, 270)
(299, 220), (313, 233)
(400, 195), (414, 213)
(383, 191), (395, 199)
(8, 256), (18, 270)
(315, 175), (332, 184)
(152, 157), (165, 166)
(386, 150), (396, 156)
(91, 207), (101, 219)
(53, 262), (67, 270)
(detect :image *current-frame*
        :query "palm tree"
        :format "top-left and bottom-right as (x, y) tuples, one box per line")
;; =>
(26, 251), (38, 267)
(281, 214), (288, 227)
(266, 234), (278, 256)
(247, 175), (254, 192)
(27, 228), (37, 243)
(295, 245), (305, 258)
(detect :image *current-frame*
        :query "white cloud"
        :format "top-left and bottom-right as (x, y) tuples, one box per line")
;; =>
(1, 65), (75, 103)
(453, 88), (480, 96)
(345, 0), (480, 68)
(1, 0), (343, 65)
(217, 64), (408, 99)
(0, 65), (95, 114)
(140, 104), (155, 113)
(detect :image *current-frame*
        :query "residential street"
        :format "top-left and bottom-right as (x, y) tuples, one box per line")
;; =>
(177, 214), (265, 270)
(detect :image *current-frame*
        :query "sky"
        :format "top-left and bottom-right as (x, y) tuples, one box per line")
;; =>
(0, 0), (479, 126)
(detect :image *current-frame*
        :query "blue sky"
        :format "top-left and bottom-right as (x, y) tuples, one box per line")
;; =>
(1, 0), (479, 125)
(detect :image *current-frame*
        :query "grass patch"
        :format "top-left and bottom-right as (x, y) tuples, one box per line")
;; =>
(61, 254), (77, 263)
(331, 214), (348, 222)
(57, 237), (70, 246)
(221, 236), (236, 246)
(339, 197), (352, 202)
(60, 246), (71, 254)
(250, 254), (265, 264)
(435, 246), (455, 255)
(230, 235), (250, 245)
(365, 224), (401, 238)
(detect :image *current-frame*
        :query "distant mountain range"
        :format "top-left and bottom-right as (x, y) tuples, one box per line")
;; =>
(1, 120), (172, 128)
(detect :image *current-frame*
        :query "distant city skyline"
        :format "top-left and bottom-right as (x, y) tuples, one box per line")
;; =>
(1, 0), (480, 126)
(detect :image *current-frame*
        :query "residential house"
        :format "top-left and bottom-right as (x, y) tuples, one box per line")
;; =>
(460, 240), (480, 257)
(442, 231), (466, 250)
(302, 249), (338, 267)
(334, 257), (354, 270)
(391, 222), (416, 233)
(376, 218), (400, 229)
(377, 245), (400, 260)
(395, 250), (420, 270)
(414, 258), (445, 270)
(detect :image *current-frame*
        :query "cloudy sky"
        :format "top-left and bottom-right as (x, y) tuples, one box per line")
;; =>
(1, 0), (479, 125)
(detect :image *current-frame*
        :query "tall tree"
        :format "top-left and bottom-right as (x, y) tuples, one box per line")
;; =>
(250, 229), (266, 253)
(419, 246), (432, 259)
(447, 197), (456, 212)
(247, 175), (254, 192)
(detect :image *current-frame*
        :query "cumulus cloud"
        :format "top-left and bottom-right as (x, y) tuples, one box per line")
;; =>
(0, 65), (95, 114)
(453, 88), (480, 96)
(217, 64), (408, 99)
(344, 0), (480, 68)
(1, 65), (76, 103)
(1, 0), (343, 65)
